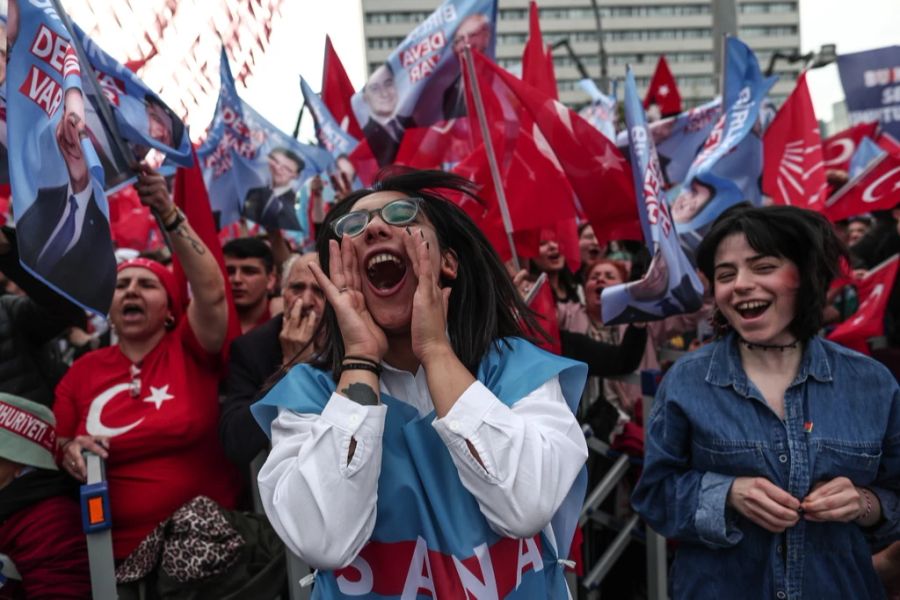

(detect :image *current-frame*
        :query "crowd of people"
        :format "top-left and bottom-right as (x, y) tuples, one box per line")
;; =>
(0, 159), (900, 599)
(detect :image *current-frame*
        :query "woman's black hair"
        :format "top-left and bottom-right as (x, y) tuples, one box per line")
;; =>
(317, 167), (545, 376)
(696, 202), (848, 341)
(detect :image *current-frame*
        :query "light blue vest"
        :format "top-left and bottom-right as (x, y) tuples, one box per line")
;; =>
(253, 337), (587, 598)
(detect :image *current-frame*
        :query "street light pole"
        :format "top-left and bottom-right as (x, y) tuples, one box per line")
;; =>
(587, 0), (609, 93)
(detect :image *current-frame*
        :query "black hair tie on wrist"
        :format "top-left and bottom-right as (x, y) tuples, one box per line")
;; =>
(340, 362), (382, 377)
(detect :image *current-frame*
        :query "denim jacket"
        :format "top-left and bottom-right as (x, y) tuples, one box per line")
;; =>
(632, 333), (900, 600)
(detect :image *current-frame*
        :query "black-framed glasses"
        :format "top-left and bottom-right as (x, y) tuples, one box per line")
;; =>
(330, 197), (423, 238)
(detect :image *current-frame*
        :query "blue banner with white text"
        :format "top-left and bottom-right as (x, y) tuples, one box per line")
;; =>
(73, 23), (193, 174)
(350, 0), (498, 165)
(601, 68), (704, 325)
(198, 49), (333, 232)
(672, 36), (776, 236)
(837, 46), (900, 141)
(6, 0), (115, 315)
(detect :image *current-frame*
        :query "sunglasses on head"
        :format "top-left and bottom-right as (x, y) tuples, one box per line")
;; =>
(330, 197), (424, 238)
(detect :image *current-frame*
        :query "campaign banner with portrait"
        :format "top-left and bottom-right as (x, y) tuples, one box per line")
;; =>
(198, 50), (333, 232)
(616, 97), (721, 189)
(578, 78), (617, 142)
(671, 36), (776, 237)
(350, 0), (498, 166)
(300, 76), (358, 159)
(837, 46), (900, 141)
(72, 23), (193, 178)
(6, 0), (116, 316)
(600, 68), (704, 325)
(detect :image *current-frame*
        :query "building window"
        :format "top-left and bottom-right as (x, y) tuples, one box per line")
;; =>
(364, 11), (431, 24)
(499, 8), (527, 20)
(739, 2), (797, 14)
(738, 25), (799, 37)
(366, 37), (405, 50)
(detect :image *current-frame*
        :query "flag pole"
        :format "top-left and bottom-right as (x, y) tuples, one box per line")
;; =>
(50, 0), (138, 173)
(292, 102), (307, 139)
(50, 0), (174, 251)
(461, 45), (520, 273)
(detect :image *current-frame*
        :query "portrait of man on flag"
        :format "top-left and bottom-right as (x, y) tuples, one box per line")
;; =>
(241, 147), (305, 231)
(350, 0), (498, 165)
(6, 0), (116, 315)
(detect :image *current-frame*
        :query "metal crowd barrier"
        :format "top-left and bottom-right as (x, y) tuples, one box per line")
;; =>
(577, 362), (676, 600)
(249, 449), (312, 600)
(80, 451), (312, 600)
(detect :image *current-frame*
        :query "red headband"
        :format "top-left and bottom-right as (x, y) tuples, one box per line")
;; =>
(0, 401), (56, 452)
(117, 258), (183, 323)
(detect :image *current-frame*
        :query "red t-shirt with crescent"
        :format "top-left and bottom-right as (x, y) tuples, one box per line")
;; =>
(54, 319), (240, 560)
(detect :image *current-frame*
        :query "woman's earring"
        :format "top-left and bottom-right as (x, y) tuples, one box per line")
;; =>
(164, 315), (176, 330)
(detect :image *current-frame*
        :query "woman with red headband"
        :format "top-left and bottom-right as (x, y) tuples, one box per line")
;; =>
(53, 167), (239, 562)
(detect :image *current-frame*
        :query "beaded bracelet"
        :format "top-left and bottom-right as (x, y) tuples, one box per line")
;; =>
(858, 487), (874, 522)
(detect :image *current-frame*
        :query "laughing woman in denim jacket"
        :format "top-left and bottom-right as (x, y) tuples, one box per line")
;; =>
(632, 203), (900, 600)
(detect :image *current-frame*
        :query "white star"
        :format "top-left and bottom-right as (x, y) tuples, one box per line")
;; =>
(143, 385), (174, 410)
(595, 144), (625, 172)
(658, 84), (669, 97)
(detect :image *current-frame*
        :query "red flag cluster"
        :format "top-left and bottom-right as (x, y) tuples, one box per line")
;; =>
(644, 56), (682, 118)
(828, 256), (900, 355)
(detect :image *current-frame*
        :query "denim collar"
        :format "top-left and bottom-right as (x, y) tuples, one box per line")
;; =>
(705, 332), (833, 396)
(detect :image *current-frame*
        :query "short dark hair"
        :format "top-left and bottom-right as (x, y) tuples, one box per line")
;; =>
(222, 237), (274, 273)
(270, 148), (305, 174)
(696, 203), (847, 341)
(316, 167), (544, 375)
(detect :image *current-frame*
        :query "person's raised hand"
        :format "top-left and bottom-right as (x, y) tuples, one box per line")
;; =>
(801, 477), (866, 523)
(279, 297), (319, 367)
(728, 476), (801, 533)
(61, 435), (109, 483)
(134, 164), (173, 215)
(308, 236), (387, 362)
(403, 226), (452, 365)
(511, 269), (532, 301)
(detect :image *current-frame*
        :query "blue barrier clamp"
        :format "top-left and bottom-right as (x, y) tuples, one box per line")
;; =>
(80, 481), (112, 534)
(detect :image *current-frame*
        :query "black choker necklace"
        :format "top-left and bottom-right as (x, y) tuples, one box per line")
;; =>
(739, 337), (800, 351)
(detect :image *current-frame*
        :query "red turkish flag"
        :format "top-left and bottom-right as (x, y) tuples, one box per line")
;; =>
(879, 132), (900, 156)
(394, 118), (474, 170)
(321, 35), (363, 140)
(763, 72), (827, 210)
(448, 122), (581, 267)
(172, 150), (242, 349)
(465, 50), (640, 247)
(822, 122), (880, 173)
(522, 1), (558, 101)
(823, 151), (900, 222)
(108, 186), (161, 252)
(828, 255), (900, 355)
(525, 275), (562, 355)
(644, 56), (682, 117)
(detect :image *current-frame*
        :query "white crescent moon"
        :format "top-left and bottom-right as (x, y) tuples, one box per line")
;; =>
(86, 383), (146, 437)
(824, 139), (853, 167)
(862, 166), (900, 203)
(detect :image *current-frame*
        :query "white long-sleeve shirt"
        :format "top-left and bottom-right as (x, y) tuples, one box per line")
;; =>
(257, 362), (588, 571)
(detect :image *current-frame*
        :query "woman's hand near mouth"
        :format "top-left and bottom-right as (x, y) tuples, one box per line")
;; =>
(309, 236), (388, 363)
(404, 227), (452, 365)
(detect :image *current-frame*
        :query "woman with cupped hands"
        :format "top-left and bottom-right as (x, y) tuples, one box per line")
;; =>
(252, 168), (588, 599)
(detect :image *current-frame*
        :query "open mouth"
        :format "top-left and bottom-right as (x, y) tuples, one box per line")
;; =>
(121, 303), (145, 321)
(587, 247), (601, 259)
(735, 300), (770, 320)
(366, 251), (408, 292)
